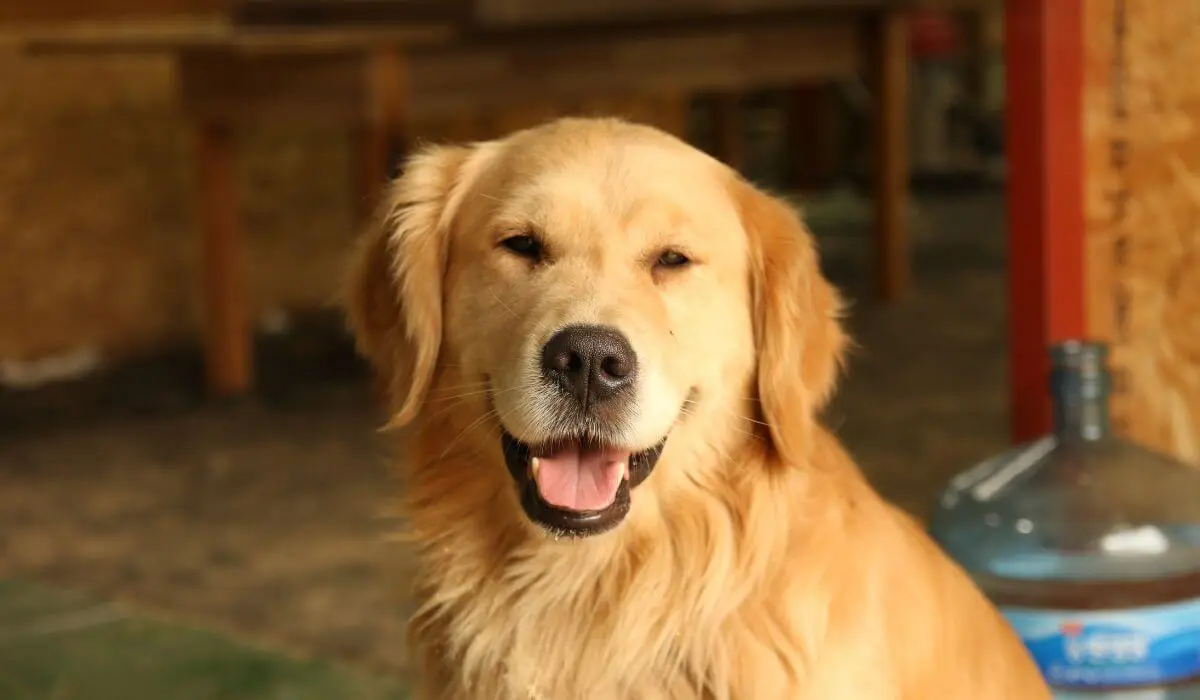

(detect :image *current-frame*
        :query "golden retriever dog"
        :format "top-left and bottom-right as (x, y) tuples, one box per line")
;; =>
(345, 117), (1050, 699)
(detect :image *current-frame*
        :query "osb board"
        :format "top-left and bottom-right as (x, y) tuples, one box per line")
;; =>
(0, 48), (684, 363)
(1085, 0), (1200, 463)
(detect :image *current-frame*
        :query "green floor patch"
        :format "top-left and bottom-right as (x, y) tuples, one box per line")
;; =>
(0, 580), (409, 700)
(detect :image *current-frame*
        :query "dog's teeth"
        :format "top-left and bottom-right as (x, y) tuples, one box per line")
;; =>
(530, 457), (541, 479)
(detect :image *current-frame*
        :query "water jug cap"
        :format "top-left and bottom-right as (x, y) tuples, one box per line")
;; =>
(1049, 340), (1108, 378)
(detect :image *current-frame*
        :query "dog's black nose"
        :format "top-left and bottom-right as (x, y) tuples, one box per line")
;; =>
(541, 325), (637, 407)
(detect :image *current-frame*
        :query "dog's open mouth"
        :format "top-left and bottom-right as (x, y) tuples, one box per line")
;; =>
(501, 430), (666, 537)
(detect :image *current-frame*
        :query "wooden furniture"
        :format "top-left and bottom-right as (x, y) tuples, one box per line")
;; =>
(10, 0), (984, 398)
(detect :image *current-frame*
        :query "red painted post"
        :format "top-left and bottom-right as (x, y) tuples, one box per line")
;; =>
(1005, 0), (1087, 443)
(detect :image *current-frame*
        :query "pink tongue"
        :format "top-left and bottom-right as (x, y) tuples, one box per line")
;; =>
(533, 444), (630, 512)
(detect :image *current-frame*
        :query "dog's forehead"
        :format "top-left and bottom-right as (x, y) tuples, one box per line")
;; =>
(496, 136), (741, 239)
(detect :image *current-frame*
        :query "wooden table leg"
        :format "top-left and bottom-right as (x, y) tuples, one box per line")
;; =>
(362, 48), (411, 406)
(787, 84), (840, 191)
(196, 121), (251, 397)
(354, 121), (392, 224)
(352, 118), (395, 407)
(711, 93), (745, 172)
(650, 92), (690, 140)
(376, 48), (410, 175)
(864, 10), (911, 302)
(356, 48), (412, 225)
(957, 9), (989, 126)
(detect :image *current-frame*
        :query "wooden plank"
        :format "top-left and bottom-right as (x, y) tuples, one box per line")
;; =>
(17, 22), (453, 54)
(1005, 0), (1086, 442)
(406, 21), (859, 117)
(0, 0), (228, 24)
(473, 0), (987, 28)
(196, 122), (251, 397)
(233, 0), (468, 26)
(863, 10), (910, 302)
(0, 0), (982, 28)
(1084, 0), (1200, 463)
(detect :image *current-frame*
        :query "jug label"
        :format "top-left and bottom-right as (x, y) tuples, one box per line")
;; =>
(1003, 599), (1200, 689)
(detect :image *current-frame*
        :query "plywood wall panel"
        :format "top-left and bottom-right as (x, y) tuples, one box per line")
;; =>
(1084, 0), (1200, 463)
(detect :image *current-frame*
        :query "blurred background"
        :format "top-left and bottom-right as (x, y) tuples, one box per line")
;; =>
(0, 1), (1195, 698)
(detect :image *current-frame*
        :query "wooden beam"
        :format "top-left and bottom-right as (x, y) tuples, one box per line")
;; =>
(1005, 0), (1086, 442)
(233, 0), (466, 27)
(0, 0), (227, 24)
(18, 23), (452, 56)
(472, 0), (991, 28)
(863, 9), (910, 302)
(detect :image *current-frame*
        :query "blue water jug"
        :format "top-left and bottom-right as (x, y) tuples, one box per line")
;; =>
(929, 340), (1200, 698)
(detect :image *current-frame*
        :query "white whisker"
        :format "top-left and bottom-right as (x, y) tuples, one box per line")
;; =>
(489, 289), (519, 319)
(437, 408), (500, 461)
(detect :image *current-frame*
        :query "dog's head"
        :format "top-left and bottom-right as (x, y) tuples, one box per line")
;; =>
(347, 118), (845, 538)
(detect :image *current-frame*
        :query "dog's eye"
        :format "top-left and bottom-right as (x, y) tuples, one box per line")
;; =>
(655, 249), (691, 269)
(501, 234), (544, 262)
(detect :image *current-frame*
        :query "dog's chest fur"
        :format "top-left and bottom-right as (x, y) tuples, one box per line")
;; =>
(408, 512), (841, 700)
(402, 430), (877, 699)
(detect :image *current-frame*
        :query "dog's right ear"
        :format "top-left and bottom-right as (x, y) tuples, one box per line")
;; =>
(344, 142), (494, 427)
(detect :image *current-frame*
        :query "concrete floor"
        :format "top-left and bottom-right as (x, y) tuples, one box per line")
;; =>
(0, 190), (1012, 682)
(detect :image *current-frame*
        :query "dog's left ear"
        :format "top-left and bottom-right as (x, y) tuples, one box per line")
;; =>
(731, 177), (848, 463)
(344, 142), (496, 426)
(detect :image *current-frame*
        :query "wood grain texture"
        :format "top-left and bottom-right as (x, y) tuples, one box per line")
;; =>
(473, 0), (987, 28)
(1084, 0), (1200, 463)
(196, 122), (251, 396)
(864, 10), (910, 302)
(0, 0), (228, 24)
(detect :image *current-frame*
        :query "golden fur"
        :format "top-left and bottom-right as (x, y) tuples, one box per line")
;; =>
(346, 118), (1050, 699)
